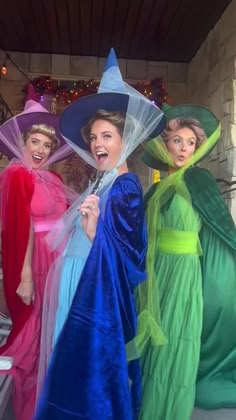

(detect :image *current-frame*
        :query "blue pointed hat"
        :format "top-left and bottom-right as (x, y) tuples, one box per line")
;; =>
(60, 48), (166, 150)
(98, 48), (126, 94)
(103, 48), (118, 72)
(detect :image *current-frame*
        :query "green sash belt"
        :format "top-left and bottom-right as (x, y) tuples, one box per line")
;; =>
(157, 229), (200, 255)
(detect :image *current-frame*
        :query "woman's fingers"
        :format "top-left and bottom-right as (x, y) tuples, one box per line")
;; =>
(79, 195), (99, 216)
(16, 281), (35, 305)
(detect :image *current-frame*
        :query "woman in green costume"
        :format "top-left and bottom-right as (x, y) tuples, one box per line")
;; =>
(137, 105), (236, 420)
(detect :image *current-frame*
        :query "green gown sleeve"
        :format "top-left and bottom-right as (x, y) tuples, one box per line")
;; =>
(184, 166), (236, 251)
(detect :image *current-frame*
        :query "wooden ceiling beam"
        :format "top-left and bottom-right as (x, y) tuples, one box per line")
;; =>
(0, 0), (232, 62)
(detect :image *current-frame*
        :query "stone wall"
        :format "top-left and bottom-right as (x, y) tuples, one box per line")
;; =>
(0, 51), (188, 113)
(187, 0), (236, 221)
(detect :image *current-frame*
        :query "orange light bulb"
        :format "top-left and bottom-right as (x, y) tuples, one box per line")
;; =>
(1, 65), (7, 75)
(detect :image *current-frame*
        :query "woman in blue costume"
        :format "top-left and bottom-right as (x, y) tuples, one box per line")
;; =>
(137, 104), (236, 420)
(35, 49), (165, 420)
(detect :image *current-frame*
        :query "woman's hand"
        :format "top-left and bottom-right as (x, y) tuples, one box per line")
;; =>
(16, 268), (35, 305)
(79, 194), (100, 242)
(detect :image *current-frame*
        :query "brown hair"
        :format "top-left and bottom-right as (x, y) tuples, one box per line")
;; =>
(23, 123), (60, 152)
(162, 117), (206, 148)
(81, 110), (127, 145)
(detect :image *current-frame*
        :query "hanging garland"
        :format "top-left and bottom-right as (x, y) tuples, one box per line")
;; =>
(27, 76), (167, 108)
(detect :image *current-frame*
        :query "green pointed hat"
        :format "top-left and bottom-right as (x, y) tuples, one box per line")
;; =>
(142, 104), (219, 170)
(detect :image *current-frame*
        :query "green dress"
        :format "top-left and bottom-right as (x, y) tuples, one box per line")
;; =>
(138, 166), (236, 420)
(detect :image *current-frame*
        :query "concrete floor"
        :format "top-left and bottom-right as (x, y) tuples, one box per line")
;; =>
(191, 408), (236, 420)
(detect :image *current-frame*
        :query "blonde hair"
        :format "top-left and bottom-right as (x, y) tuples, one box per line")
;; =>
(23, 123), (60, 151)
(162, 117), (206, 148)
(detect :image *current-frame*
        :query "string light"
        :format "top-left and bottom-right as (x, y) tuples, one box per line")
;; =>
(1, 54), (8, 76)
(1, 65), (8, 76)
(0, 51), (32, 85)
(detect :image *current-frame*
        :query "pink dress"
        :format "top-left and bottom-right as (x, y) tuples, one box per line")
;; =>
(1, 169), (67, 420)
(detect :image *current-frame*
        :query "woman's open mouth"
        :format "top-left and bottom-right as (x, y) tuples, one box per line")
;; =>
(96, 151), (108, 165)
(32, 154), (44, 165)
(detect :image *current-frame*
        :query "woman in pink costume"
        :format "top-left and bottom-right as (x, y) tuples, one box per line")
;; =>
(0, 93), (75, 420)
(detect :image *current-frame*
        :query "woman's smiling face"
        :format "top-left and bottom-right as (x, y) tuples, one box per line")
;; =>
(25, 132), (53, 169)
(90, 119), (123, 172)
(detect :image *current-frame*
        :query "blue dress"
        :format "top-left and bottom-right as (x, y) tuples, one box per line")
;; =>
(35, 173), (147, 420)
(52, 223), (91, 346)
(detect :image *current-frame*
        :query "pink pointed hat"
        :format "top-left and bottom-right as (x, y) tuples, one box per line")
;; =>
(0, 84), (66, 159)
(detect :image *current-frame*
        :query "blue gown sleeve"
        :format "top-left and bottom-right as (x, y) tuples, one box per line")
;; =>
(104, 173), (147, 285)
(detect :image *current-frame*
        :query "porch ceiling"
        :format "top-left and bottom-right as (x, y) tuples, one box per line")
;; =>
(0, 0), (232, 63)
